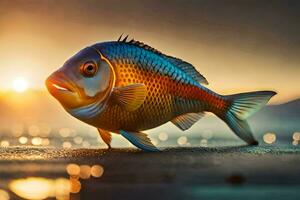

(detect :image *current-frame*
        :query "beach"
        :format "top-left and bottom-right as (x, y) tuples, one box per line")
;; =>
(0, 145), (299, 200)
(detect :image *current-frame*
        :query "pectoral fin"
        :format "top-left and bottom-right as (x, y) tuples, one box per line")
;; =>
(120, 130), (160, 152)
(112, 84), (147, 111)
(97, 128), (112, 148)
(171, 112), (204, 131)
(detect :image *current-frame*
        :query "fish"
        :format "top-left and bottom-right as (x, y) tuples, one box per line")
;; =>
(46, 35), (276, 151)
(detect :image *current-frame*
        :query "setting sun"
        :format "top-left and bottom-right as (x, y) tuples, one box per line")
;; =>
(12, 78), (29, 93)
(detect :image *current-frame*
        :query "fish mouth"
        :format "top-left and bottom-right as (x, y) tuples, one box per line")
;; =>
(51, 83), (72, 92)
(45, 72), (75, 94)
(45, 71), (87, 109)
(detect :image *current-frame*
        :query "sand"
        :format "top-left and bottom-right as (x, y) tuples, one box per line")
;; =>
(0, 145), (299, 200)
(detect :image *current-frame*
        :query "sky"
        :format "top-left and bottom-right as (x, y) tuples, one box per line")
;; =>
(0, 0), (299, 103)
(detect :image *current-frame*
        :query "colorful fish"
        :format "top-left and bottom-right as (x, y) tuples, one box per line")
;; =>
(46, 36), (276, 151)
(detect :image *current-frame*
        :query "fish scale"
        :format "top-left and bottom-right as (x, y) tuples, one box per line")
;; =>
(88, 42), (205, 132)
(95, 61), (197, 132)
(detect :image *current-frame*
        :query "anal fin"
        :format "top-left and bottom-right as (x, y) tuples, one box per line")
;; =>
(171, 112), (204, 131)
(120, 130), (159, 152)
(97, 128), (112, 148)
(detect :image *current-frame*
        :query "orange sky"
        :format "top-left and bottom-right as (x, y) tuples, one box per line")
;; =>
(0, 0), (299, 104)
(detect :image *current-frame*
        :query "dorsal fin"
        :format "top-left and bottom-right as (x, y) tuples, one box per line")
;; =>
(122, 37), (163, 55)
(117, 33), (123, 42)
(116, 36), (208, 85)
(122, 35), (129, 42)
(164, 56), (208, 85)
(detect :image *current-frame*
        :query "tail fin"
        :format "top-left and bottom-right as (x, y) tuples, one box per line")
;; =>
(219, 91), (276, 145)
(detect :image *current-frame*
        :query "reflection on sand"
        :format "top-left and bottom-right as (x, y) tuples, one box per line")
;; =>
(66, 163), (104, 179)
(0, 189), (9, 200)
(6, 163), (104, 200)
(9, 177), (71, 200)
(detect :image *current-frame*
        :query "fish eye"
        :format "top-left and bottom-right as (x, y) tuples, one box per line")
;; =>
(80, 61), (98, 77)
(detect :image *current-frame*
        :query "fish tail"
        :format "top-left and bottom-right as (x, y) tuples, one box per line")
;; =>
(215, 90), (276, 145)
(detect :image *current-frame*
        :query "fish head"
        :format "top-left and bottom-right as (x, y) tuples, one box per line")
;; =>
(46, 47), (115, 118)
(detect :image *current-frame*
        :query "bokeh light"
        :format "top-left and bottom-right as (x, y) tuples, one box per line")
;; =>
(62, 142), (72, 149)
(1, 140), (10, 147)
(54, 178), (72, 199)
(73, 136), (83, 144)
(9, 177), (70, 200)
(0, 189), (9, 200)
(31, 137), (42, 146)
(66, 163), (104, 179)
(69, 177), (81, 194)
(66, 164), (80, 176)
(59, 128), (71, 138)
(263, 133), (276, 144)
(19, 136), (28, 144)
(293, 132), (300, 141)
(91, 165), (104, 178)
(177, 136), (188, 146)
(79, 165), (91, 179)
(158, 132), (168, 141)
(42, 138), (50, 146)
(200, 139), (208, 147)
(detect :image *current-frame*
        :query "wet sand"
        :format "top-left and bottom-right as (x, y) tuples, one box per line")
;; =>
(0, 145), (300, 200)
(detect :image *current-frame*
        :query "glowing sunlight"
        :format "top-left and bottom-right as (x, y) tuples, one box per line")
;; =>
(12, 77), (29, 93)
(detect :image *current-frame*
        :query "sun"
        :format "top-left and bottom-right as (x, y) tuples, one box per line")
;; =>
(12, 77), (29, 93)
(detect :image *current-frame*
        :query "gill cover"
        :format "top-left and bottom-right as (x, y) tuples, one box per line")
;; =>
(68, 47), (116, 119)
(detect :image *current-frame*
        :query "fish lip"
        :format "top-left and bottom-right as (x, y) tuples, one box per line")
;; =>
(51, 82), (72, 92)
(46, 73), (75, 93)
